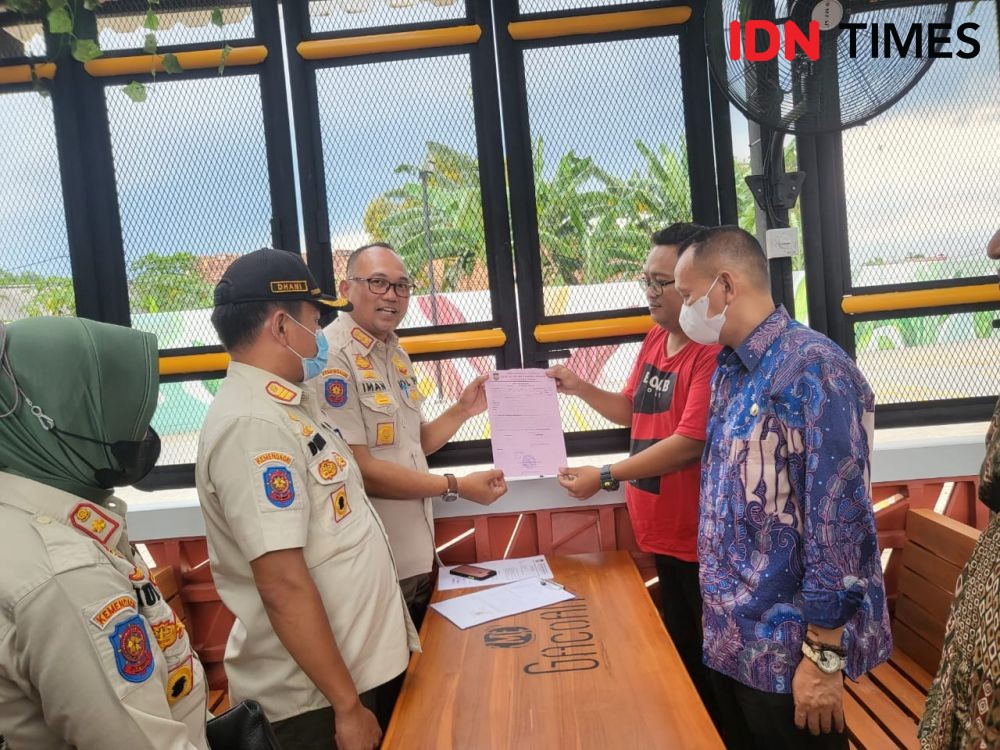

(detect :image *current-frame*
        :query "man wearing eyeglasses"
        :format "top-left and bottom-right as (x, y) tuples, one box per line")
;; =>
(315, 242), (507, 630)
(548, 223), (720, 718)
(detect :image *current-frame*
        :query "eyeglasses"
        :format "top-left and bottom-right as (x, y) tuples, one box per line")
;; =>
(348, 277), (417, 298)
(637, 276), (675, 296)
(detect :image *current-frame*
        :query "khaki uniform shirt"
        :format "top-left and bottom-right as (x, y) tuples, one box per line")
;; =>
(316, 314), (436, 582)
(195, 362), (418, 723)
(0, 472), (208, 750)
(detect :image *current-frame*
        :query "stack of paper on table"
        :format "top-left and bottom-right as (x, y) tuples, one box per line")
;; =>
(430, 577), (576, 630)
(437, 555), (554, 591)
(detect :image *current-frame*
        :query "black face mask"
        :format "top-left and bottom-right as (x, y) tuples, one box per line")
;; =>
(51, 426), (161, 489)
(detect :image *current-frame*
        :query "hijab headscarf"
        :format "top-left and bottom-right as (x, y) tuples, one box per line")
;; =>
(0, 317), (159, 503)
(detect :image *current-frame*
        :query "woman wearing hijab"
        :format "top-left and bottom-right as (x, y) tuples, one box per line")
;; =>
(919, 233), (1000, 750)
(0, 317), (209, 750)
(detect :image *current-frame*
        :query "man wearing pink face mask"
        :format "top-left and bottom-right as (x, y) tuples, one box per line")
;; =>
(674, 226), (891, 750)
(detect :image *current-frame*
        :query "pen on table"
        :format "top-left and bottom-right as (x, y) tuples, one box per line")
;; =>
(540, 579), (565, 590)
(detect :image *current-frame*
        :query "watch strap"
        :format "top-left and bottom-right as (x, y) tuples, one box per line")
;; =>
(803, 635), (845, 657)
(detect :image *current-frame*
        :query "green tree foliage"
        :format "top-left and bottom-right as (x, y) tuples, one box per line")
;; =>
(363, 142), (486, 292)
(1, 251), (213, 319)
(363, 139), (806, 287)
(25, 276), (75, 316)
(129, 252), (214, 313)
(0, 269), (75, 317)
(365, 138), (699, 288)
(531, 137), (616, 285)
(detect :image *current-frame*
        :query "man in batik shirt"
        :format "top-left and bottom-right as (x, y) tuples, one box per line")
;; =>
(674, 226), (892, 750)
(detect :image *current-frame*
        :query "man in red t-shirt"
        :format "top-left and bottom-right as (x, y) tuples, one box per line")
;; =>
(548, 223), (720, 712)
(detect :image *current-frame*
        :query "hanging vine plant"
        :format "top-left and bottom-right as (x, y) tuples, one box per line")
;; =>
(4, 0), (230, 101)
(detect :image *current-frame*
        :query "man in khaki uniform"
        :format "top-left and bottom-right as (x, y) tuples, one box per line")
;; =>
(197, 248), (417, 750)
(0, 316), (208, 750)
(316, 243), (507, 627)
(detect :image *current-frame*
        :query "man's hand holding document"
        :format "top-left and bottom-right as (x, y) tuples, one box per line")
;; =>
(484, 369), (569, 479)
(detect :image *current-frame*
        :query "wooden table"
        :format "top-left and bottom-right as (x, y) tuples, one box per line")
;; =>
(383, 551), (724, 749)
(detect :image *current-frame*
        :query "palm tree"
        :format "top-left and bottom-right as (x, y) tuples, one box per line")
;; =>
(531, 137), (612, 285)
(364, 142), (485, 292)
(587, 139), (693, 283)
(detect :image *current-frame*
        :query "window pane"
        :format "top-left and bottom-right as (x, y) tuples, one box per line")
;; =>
(855, 312), (1000, 404)
(843, 2), (999, 287)
(550, 341), (642, 432)
(519, 0), (661, 14)
(522, 36), (691, 315)
(154, 378), (219, 467)
(0, 90), (73, 320)
(316, 54), (493, 324)
(106, 75), (272, 347)
(415, 354), (495, 442)
(309, 0), (465, 33)
(95, 2), (254, 51)
(0, 18), (46, 58)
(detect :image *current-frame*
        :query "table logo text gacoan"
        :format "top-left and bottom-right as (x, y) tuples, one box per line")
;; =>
(524, 600), (600, 675)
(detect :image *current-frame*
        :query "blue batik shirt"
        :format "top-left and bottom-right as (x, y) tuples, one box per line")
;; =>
(700, 306), (892, 693)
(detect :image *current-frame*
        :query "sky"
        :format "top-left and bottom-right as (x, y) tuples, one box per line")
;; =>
(0, 0), (996, 285)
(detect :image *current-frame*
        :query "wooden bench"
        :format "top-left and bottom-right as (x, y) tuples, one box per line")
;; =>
(151, 565), (231, 716)
(845, 509), (980, 749)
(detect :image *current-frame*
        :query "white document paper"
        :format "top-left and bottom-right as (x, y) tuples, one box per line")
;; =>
(436, 555), (554, 591)
(484, 369), (568, 478)
(430, 577), (576, 630)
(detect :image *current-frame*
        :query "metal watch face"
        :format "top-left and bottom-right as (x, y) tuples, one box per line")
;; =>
(817, 650), (845, 674)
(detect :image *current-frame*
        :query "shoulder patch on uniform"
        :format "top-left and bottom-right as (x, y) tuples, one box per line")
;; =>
(265, 381), (298, 404)
(150, 615), (185, 651)
(69, 502), (120, 545)
(325, 377), (348, 408)
(354, 354), (372, 370)
(351, 328), (374, 349)
(110, 615), (154, 683)
(375, 422), (395, 447)
(166, 655), (195, 705)
(331, 486), (351, 523)
(91, 595), (138, 630)
(254, 451), (293, 467)
(263, 466), (296, 508)
(321, 368), (350, 378)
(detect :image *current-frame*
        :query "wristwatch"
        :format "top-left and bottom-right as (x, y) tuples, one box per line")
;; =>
(801, 639), (847, 675)
(599, 464), (620, 492)
(442, 473), (459, 503)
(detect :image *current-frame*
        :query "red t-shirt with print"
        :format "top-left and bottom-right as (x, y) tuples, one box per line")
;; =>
(622, 327), (720, 561)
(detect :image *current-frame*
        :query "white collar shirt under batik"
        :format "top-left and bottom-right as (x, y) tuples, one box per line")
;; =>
(699, 306), (892, 693)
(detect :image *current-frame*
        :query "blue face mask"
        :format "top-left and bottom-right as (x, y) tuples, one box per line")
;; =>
(286, 315), (329, 382)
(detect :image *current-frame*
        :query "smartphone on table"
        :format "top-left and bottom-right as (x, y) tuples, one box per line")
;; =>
(450, 564), (497, 581)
